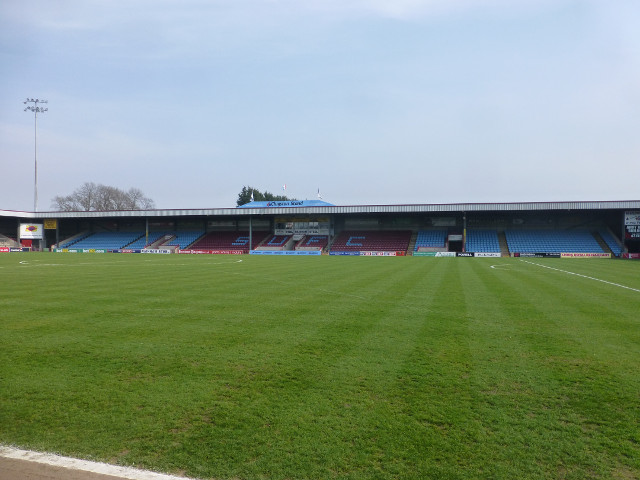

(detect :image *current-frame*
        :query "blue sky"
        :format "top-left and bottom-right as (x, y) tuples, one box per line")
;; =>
(1, 0), (639, 210)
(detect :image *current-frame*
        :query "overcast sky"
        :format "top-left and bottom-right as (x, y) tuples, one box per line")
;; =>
(1, 0), (639, 211)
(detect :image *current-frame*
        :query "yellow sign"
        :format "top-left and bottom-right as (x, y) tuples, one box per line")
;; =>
(44, 219), (57, 229)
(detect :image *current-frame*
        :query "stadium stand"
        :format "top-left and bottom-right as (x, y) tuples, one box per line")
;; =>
(64, 231), (144, 250)
(599, 229), (623, 257)
(414, 230), (447, 251)
(0, 233), (20, 248)
(296, 235), (329, 251)
(188, 231), (270, 252)
(466, 229), (501, 253)
(330, 230), (412, 252)
(505, 229), (604, 253)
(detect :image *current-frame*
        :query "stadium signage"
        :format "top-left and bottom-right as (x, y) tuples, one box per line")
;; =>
(624, 253), (640, 259)
(0, 247), (9, 253)
(266, 201), (304, 207)
(513, 252), (561, 258)
(624, 211), (640, 226)
(561, 253), (611, 258)
(19, 223), (43, 240)
(474, 252), (501, 258)
(626, 225), (640, 239)
(141, 249), (172, 254)
(275, 228), (325, 235)
(179, 249), (245, 255)
(250, 250), (321, 255)
(456, 252), (474, 257)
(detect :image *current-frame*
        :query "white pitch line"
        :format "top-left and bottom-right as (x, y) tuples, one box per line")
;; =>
(490, 264), (511, 269)
(16, 259), (244, 267)
(521, 260), (640, 293)
(0, 446), (199, 480)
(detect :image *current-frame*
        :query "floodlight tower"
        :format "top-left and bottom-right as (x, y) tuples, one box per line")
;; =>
(23, 98), (48, 212)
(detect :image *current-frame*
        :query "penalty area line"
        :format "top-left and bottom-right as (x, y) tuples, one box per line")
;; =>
(521, 260), (640, 293)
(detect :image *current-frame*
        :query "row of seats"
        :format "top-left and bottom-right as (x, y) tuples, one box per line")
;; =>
(599, 229), (623, 257)
(166, 231), (206, 250)
(414, 230), (446, 250)
(63, 231), (144, 250)
(331, 230), (412, 252)
(189, 231), (270, 251)
(61, 230), (207, 250)
(296, 235), (329, 250)
(466, 229), (501, 253)
(126, 231), (172, 249)
(59, 229), (622, 255)
(258, 235), (293, 249)
(505, 230), (603, 253)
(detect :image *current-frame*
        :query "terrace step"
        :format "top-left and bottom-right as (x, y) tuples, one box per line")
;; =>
(498, 231), (510, 257)
(592, 231), (613, 255)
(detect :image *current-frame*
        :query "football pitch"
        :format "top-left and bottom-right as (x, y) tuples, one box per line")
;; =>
(1, 253), (639, 479)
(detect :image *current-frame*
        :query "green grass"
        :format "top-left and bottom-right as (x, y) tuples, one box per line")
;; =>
(1, 253), (639, 479)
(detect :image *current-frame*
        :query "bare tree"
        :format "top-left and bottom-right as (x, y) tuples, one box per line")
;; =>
(51, 182), (155, 211)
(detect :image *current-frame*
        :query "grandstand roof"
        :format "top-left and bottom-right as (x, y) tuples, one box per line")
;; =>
(2, 200), (639, 219)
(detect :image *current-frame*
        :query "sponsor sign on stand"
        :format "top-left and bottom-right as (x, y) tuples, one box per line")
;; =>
(626, 225), (640, 239)
(19, 224), (43, 240)
(624, 211), (640, 226)
(625, 212), (640, 238)
(514, 252), (561, 258)
(330, 251), (360, 256)
(624, 253), (640, 259)
(561, 253), (611, 258)
(141, 249), (172, 254)
(474, 252), (501, 258)
(0, 247), (9, 253)
(456, 252), (474, 257)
